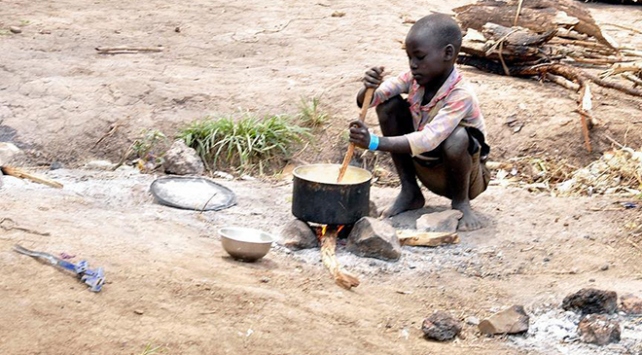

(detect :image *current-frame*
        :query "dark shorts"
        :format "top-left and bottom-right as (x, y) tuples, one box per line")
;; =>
(413, 126), (488, 168)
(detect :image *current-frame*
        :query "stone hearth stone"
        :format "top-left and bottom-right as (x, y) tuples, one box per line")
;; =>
(416, 210), (463, 233)
(422, 310), (462, 341)
(163, 139), (205, 175)
(562, 288), (618, 315)
(278, 219), (318, 250)
(619, 294), (642, 315)
(478, 305), (529, 335)
(577, 314), (621, 345)
(346, 217), (401, 261)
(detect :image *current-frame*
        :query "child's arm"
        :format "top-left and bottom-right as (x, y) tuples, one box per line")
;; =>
(356, 67), (412, 108)
(349, 120), (412, 154)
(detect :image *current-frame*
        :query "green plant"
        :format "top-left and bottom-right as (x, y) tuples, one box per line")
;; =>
(139, 343), (162, 355)
(298, 97), (329, 128)
(132, 129), (167, 159)
(179, 113), (310, 173)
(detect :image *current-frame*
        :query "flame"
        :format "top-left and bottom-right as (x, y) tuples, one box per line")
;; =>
(337, 225), (345, 233)
(321, 224), (327, 236)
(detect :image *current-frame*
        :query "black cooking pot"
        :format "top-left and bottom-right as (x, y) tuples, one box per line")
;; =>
(292, 164), (372, 225)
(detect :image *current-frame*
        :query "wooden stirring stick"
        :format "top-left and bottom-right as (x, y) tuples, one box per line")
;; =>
(337, 87), (375, 183)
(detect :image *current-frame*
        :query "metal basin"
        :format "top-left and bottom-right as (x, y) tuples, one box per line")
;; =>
(218, 227), (274, 262)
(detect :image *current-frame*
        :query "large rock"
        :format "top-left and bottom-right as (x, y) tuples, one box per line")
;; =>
(0, 142), (25, 167)
(577, 314), (621, 345)
(416, 210), (463, 233)
(620, 294), (642, 315)
(347, 217), (401, 261)
(478, 305), (530, 335)
(278, 219), (318, 250)
(163, 139), (205, 175)
(422, 310), (462, 341)
(562, 288), (618, 315)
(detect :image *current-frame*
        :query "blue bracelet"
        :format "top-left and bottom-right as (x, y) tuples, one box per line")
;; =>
(368, 134), (380, 151)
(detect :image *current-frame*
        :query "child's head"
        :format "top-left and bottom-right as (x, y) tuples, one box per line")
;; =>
(405, 14), (462, 86)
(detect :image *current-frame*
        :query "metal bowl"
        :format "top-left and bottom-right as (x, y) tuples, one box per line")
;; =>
(218, 227), (274, 262)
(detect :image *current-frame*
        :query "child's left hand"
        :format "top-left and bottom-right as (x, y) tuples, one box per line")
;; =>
(348, 120), (370, 149)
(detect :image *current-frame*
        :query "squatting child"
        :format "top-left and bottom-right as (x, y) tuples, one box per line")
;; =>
(349, 13), (490, 231)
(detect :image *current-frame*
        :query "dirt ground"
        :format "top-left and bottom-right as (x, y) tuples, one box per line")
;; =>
(1, 1), (642, 354)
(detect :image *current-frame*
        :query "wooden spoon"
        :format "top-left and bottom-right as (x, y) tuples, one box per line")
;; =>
(337, 87), (375, 183)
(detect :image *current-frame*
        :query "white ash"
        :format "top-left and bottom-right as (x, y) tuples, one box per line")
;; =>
(510, 308), (642, 355)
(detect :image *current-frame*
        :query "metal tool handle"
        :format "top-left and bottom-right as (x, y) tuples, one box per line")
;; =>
(337, 87), (375, 183)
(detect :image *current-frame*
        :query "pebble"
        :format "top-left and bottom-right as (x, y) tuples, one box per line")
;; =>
(259, 276), (270, 283)
(134, 309), (144, 315)
(600, 264), (609, 271)
(10, 26), (22, 34)
(466, 316), (480, 326)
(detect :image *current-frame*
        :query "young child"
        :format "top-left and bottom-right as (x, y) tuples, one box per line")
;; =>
(349, 13), (490, 231)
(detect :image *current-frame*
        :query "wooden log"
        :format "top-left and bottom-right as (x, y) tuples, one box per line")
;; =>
(396, 230), (460, 247)
(482, 23), (557, 48)
(454, 0), (615, 49)
(1, 166), (63, 189)
(320, 229), (360, 290)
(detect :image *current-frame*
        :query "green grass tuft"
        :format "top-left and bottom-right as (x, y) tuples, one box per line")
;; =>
(178, 113), (310, 174)
(298, 97), (329, 128)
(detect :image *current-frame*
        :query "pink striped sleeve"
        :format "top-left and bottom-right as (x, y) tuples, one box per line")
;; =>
(369, 71), (413, 107)
(405, 89), (473, 156)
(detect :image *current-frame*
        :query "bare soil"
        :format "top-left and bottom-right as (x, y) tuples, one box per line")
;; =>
(1, 1), (642, 354)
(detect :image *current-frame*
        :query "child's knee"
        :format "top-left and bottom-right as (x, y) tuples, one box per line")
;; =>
(442, 126), (469, 157)
(375, 95), (407, 124)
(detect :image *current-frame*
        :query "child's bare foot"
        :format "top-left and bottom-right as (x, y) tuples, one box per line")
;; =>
(381, 188), (425, 218)
(453, 201), (483, 231)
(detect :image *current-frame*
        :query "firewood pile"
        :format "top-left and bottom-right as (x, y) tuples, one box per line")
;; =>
(454, 0), (642, 152)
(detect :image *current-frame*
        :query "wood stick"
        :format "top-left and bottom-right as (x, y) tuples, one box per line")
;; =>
(397, 230), (460, 247)
(95, 46), (163, 54)
(513, 0), (524, 27)
(0, 166), (63, 189)
(545, 73), (579, 91)
(624, 73), (642, 87)
(549, 38), (609, 49)
(320, 230), (360, 290)
(337, 87), (374, 183)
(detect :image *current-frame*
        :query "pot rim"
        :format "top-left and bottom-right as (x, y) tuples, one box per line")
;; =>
(293, 163), (372, 185)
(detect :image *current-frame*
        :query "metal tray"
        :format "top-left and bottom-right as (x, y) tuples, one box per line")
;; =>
(150, 176), (236, 211)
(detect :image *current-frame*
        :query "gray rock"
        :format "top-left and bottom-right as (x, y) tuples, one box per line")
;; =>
(620, 294), (642, 315)
(278, 219), (318, 250)
(422, 310), (462, 341)
(478, 305), (529, 335)
(416, 210), (463, 233)
(562, 288), (618, 315)
(578, 314), (621, 345)
(346, 217), (401, 261)
(0, 142), (25, 167)
(465, 316), (480, 326)
(368, 200), (379, 218)
(163, 139), (205, 175)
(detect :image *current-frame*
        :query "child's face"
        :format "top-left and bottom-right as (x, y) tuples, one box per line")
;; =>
(405, 32), (451, 87)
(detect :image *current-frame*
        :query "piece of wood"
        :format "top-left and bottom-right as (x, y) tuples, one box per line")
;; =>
(337, 87), (374, 183)
(95, 46), (163, 54)
(396, 230), (460, 247)
(1, 166), (63, 189)
(454, 0), (614, 49)
(320, 229), (360, 290)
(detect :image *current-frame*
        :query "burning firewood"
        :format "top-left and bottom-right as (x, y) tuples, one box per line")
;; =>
(319, 227), (360, 290)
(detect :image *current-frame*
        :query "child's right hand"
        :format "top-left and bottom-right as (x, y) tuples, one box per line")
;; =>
(363, 66), (385, 88)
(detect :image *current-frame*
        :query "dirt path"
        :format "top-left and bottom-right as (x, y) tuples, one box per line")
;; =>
(1, 0), (642, 354)
(1, 168), (641, 354)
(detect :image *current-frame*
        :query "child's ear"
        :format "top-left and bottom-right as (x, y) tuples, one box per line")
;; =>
(443, 44), (455, 61)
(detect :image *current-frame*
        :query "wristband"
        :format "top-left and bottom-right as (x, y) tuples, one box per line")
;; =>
(368, 134), (380, 151)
